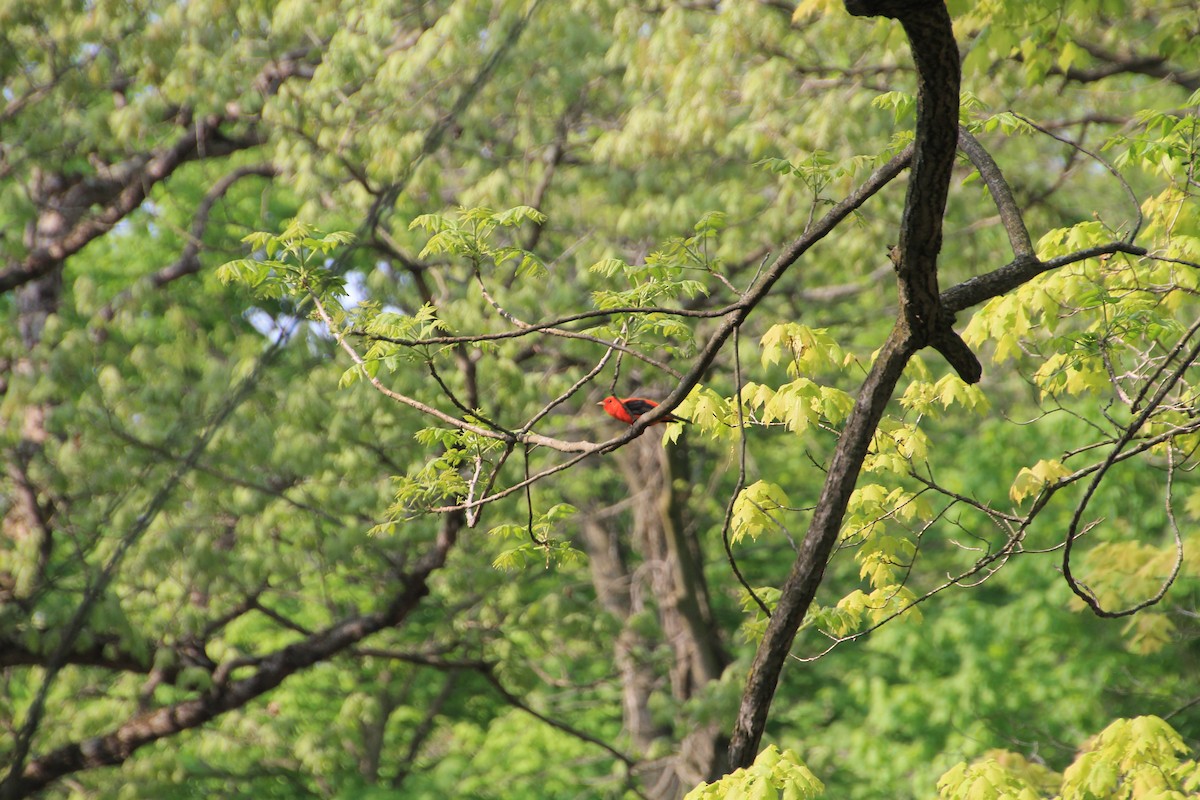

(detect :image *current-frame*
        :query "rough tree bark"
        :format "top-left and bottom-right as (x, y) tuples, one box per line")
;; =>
(2, 170), (66, 603)
(728, 0), (975, 769)
(656, 442), (729, 792)
(581, 516), (668, 753)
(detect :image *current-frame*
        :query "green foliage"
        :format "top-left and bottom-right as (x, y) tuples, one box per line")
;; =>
(218, 222), (355, 306)
(587, 216), (716, 353)
(1062, 717), (1200, 800)
(687, 745), (825, 800)
(938, 755), (1055, 800)
(488, 503), (586, 569)
(938, 717), (1200, 800)
(732, 480), (793, 544)
(1009, 458), (1071, 504)
(872, 90), (916, 123)
(410, 205), (547, 275)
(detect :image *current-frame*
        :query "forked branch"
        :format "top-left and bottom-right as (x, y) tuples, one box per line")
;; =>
(730, 0), (970, 767)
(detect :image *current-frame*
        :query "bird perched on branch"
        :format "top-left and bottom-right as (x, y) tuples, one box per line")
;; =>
(599, 395), (688, 426)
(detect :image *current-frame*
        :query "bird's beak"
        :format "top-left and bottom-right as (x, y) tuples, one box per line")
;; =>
(595, 401), (604, 406)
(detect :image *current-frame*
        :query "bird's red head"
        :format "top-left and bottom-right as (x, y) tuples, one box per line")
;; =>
(599, 396), (623, 414)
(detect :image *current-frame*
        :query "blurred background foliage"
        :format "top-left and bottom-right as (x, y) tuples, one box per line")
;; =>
(1, 0), (1198, 798)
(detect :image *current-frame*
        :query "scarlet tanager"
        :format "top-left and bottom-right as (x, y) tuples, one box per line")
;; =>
(598, 395), (688, 425)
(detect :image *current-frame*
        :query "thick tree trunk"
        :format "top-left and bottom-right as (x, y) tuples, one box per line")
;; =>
(582, 517), (669, 752)
(581, 436), (728, 798)
(2, 170), (69, 601)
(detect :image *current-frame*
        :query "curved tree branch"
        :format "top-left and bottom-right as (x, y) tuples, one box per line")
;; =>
(940, 241), (1147, 314)
(0, 332), (291, 799)
(0, 118), (262, 295)
(956, 127), (1034, 259)
(94, 163), (279, 323)
(4, 519), (459, 799)
(1061, 318), (1200, 617)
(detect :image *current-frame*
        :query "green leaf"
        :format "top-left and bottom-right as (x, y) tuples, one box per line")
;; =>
(1009, 459), (1071, 504)
(494, 205), (547, 226)
(731, 481), (791, 544)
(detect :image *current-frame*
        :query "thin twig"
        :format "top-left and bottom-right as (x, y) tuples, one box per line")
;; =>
(1013, 111), (1144, 241)
(474, 270), (682, 378)
(1061, 318), (1200, 616)
(721, 320), (772, 618)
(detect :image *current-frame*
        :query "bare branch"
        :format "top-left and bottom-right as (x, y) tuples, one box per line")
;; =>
(1014, 112), (1144, 241)
(473, 269), (683, 378)
(307, 286), (600, 453)
(478, 667), (639, 770)
(720, 317), (772, 618)
(1058, 41), (1200, 92)
(941, 242), (1147, 315)
(0, 119), (262, 295)
(1061, 318), (1200, 617)
(956, 127), (1034, 259)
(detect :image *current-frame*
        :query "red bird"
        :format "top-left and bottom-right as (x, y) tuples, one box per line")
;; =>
(598, 395), (687, 426)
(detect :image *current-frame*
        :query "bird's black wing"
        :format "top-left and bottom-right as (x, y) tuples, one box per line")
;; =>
(622, 398), (659, 417)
